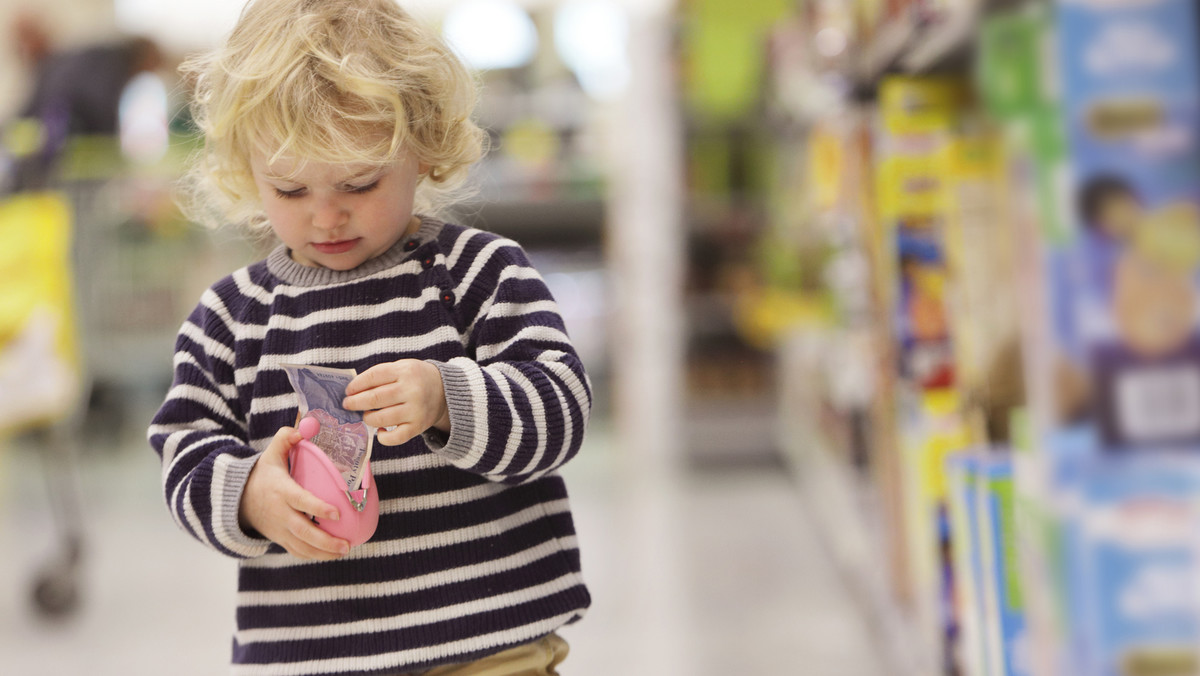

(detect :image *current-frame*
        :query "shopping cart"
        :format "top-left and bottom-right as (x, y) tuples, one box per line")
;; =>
(63, 137), (203, 430)
(2, 110), (258, 614)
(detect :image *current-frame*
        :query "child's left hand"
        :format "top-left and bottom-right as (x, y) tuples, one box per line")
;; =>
(343, 359), (451, 446)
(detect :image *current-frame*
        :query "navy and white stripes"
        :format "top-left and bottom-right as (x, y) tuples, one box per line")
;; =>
(148, 218), (591, 675)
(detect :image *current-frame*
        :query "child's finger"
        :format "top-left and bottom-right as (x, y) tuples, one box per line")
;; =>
(267, 426), (301, 457)
(287, 485), (340, 523)
(343, 382), (405, 412)
(288, 514), (350, 556)
(377, 422), (417, 447)
(344, 362), (400, 396)
(284, 537), (343, 561)
(361, 404), (409, 429)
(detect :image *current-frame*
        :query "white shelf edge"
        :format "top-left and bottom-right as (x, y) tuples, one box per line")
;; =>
(857, 14), (920, 83)
(900, 6), (982, 73)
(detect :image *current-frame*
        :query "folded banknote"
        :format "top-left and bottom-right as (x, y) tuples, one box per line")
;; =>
(281, 363), (375, 493)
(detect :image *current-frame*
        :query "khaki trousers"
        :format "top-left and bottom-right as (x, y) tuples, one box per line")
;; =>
(407, 634), (569, 676)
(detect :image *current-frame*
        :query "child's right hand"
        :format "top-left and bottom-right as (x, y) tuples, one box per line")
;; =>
(239, 426), (351, 560)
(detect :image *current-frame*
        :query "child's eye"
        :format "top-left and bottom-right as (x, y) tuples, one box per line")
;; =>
(274, 187), (306, 199)
(346, 181), (380, 195)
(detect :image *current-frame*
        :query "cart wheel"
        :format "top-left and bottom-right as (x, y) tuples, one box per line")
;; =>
(31, 567), (80, 618)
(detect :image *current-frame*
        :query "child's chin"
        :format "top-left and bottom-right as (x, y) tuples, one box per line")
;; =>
(317, 255), (367, 271)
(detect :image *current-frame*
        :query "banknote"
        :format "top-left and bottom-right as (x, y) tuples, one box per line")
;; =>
(281, 363), (374, 493)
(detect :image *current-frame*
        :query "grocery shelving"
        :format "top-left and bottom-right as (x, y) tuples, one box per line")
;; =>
(855, 0), (1018, 85)
(773, 1), (1200, 676)
(779, 331), (940, 676)
(856, 11), (921, 84)
(768, 2), (1033, 675)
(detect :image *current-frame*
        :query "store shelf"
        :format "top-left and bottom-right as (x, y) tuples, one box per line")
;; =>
(453, 196), (605, 247)
(777, 331), (939, 676)
(900, 6), (981, 73)
(685, 394), (778, 468)
(856, 11), (920, 84)
(856, 0), (1009, 85)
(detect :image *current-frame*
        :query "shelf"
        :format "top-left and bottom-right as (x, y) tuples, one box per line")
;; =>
(451, 196), (605, 247)
(777, 331), (940, 676)
(855, 0), (1009, 86)
(900, 5), (981, 73)
(684, 394), (778, 469)
(856, 11), (920, 84)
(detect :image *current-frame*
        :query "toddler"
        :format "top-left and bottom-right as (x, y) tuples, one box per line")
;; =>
(148, 1), (591, 673)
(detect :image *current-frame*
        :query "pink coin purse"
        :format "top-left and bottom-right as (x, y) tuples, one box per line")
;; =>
(288, 415), (379, 547)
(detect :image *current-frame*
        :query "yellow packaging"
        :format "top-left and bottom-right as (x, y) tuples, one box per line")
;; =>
(0, 192), (80, 434)
(807, 122), (844, 215)
(879, 76), (967, 137)
(900, 388), (972, 661)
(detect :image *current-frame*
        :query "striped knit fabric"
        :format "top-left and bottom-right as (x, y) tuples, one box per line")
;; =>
(148, 218), (591, 675)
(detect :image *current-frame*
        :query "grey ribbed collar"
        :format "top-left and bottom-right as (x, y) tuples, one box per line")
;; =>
(265, 216), (443, 287)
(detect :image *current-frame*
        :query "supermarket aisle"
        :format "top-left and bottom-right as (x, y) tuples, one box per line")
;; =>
(0, 418), (883, 676)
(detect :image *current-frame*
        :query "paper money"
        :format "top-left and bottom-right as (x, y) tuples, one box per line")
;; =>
(281, 363), (374, 492)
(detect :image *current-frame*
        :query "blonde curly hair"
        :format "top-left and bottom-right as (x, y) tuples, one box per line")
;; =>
(179, 0), (485, 231)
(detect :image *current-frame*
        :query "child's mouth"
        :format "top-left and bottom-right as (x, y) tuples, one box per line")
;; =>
(313, 238), (360, 255)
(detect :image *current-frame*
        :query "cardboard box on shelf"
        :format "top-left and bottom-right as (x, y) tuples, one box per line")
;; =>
(1043, 0), (1200, 457)
(975, 454), (1031, 676)
(947, 453), (994, 676)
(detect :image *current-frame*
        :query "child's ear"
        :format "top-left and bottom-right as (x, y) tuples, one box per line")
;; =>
(418, 161), (432, 175)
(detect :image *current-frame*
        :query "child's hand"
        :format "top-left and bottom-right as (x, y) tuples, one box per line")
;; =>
(240, 427), (351, 560)
(343, 359), (451, 446)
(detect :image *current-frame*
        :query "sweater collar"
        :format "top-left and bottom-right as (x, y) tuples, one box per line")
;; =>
(265, 216), (443, 287)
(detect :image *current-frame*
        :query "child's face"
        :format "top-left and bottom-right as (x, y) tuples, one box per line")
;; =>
(251, 151), (423, 270)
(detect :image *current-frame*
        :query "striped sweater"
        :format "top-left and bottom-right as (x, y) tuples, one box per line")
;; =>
(148, 218), (591, 675)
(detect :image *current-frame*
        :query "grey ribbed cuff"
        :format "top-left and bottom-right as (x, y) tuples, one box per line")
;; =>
(220, 453), (273, 557)
(422, 359), (479, 464)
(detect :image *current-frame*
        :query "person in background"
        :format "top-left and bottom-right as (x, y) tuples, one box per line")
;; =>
(147, 1), (591, 674)
(5, 11), (162, 191)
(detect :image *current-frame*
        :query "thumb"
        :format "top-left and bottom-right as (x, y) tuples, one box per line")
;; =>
(267, 426), (302, 461)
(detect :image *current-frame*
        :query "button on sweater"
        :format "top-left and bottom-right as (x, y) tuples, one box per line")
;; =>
(148, 218), (591, 675)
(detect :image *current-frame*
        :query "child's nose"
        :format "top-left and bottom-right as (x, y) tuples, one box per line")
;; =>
(312, 195), (348, 230)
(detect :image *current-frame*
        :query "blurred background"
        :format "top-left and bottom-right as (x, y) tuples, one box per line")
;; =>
(3, 0), (1200, 675)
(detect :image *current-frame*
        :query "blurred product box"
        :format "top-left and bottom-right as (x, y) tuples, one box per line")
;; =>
(1069, 460), (1200, 676)
(976, 19), (1065, 668)
(900, 388), (972, 671)
(876, 74), (983, 671)
(948, 453), (994, 676)
(1046, 0), (1200, 457)
(1009, 406), (1076, 676)
(977, 6), (1055, 124)
(949, 451), (1033, 676)
(974, 454), (1030, 676)
(996, 1), (1200, 675)
(876, 76), (965, 391)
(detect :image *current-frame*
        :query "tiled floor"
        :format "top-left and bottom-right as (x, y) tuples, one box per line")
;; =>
(0, 418), (884, 676)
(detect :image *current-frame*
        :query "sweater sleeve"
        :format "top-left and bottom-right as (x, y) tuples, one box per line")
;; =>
(147, 289), (271, 559)
(423, 238), (592, 484)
